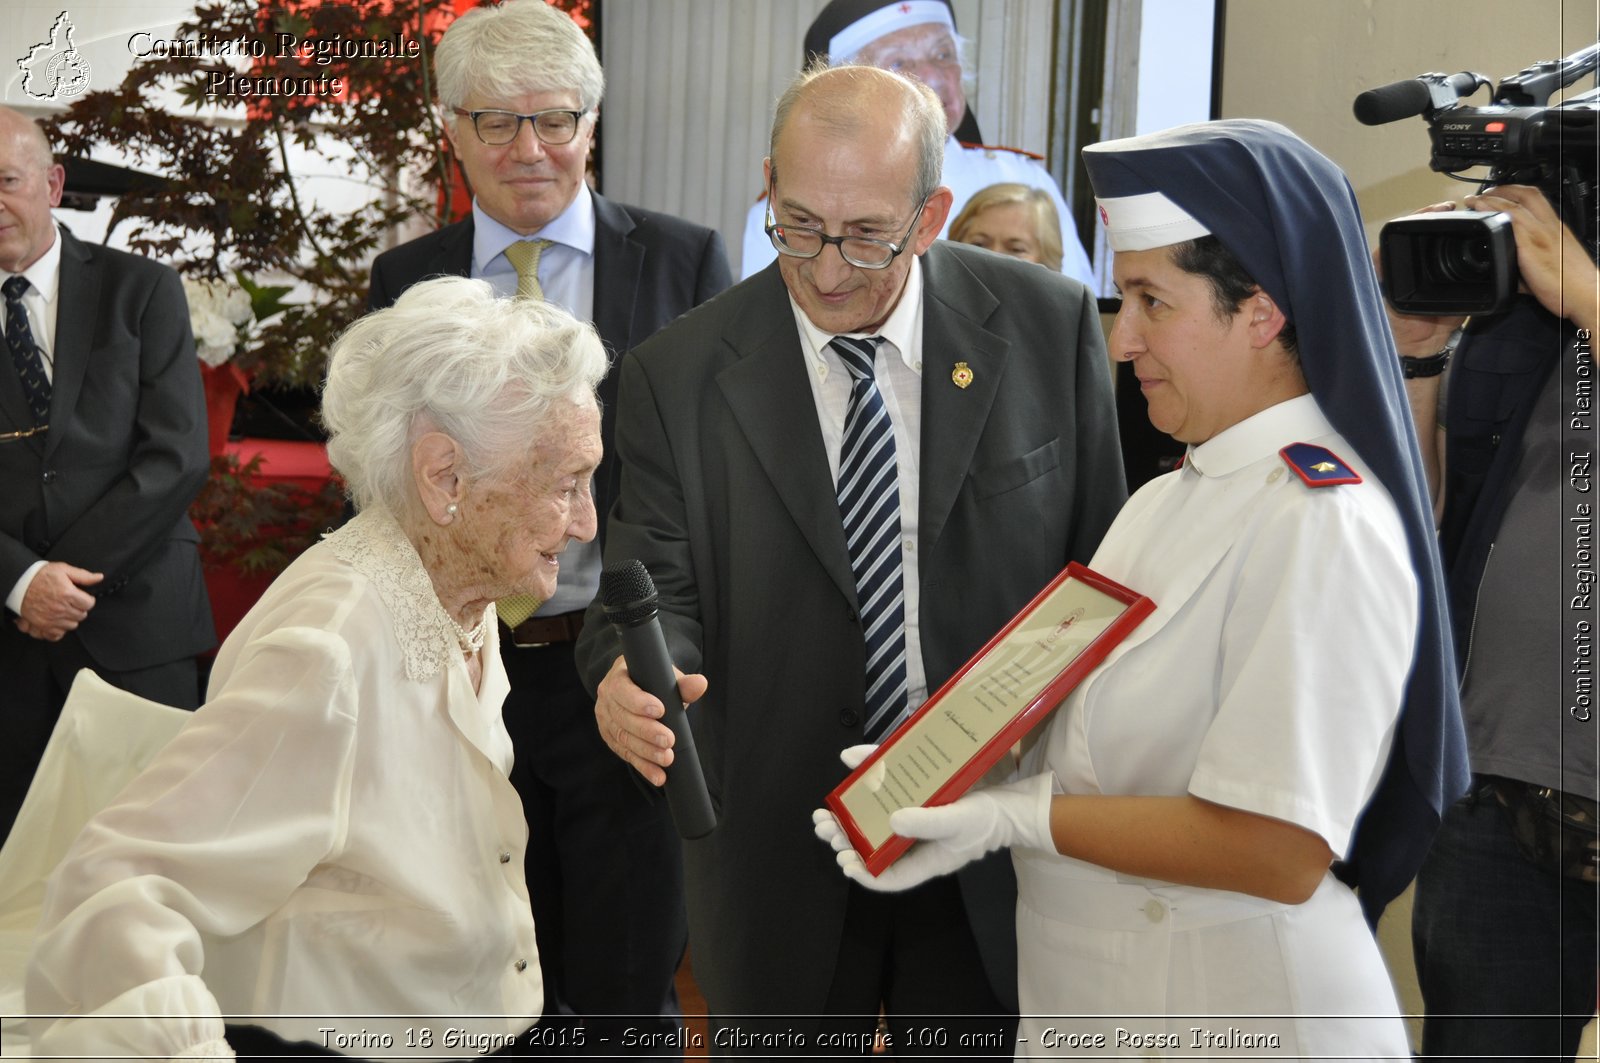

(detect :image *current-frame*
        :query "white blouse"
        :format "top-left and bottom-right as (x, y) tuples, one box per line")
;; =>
(26, 509), (540, 1061)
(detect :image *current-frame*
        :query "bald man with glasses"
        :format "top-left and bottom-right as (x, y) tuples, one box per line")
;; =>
(578, 64), (1123, 1054)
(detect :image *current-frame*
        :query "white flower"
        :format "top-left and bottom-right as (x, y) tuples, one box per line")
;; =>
(183, 277), (254, 367)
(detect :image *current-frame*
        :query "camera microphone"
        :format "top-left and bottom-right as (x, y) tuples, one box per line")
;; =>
(600, 559), (716, 840)
(1354, 71), (1484, 126)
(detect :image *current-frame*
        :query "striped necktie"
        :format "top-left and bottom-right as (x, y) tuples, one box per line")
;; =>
(831, 335), (909, 741)
(496, 239), (556, 630)
(4, 276), (50, 426)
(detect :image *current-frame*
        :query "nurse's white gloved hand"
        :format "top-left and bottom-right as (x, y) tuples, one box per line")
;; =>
(811, 744), (880, 855)
(812, 772), (1055, 893)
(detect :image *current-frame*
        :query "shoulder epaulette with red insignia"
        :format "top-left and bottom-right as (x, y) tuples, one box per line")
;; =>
(957, 140), (1045, 161)
(1278, 442), (1362, 487)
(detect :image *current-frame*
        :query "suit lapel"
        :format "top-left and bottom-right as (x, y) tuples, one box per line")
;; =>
(917, 244), (1010, 553)
(43, 229), (94, 461)
(715, 271), (858, 606)
(590, 194), (641, 365)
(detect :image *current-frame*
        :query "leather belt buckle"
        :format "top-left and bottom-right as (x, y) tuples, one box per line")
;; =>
(509, 609), (586, 648)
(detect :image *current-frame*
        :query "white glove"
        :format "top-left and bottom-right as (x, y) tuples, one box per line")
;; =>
(810, 744), (879, 855)
(813, 772), (1056, 893)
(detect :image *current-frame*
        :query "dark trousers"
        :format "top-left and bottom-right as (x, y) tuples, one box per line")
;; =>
(710, 876), (1016, 1059)
(501, 636), (687, 1057)
(0, 625), (198, 843)
(1413, 784), (1598, 1061)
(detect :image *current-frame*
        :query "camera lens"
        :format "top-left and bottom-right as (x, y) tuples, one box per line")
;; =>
(1424, 234), (1494, 284)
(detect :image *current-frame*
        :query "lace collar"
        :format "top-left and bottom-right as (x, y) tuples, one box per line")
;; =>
(325, 508), (488, 682)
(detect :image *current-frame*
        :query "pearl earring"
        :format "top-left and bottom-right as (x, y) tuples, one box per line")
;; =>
(443, 502), (459, 524)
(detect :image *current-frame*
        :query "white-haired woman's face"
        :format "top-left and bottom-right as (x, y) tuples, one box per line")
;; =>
(462, 397), (602, 603)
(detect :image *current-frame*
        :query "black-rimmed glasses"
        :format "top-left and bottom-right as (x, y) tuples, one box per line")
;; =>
(764, 190), (928, 270)
(452, 107), (587, 147)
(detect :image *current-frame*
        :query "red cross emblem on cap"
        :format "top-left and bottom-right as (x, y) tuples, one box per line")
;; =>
(898, 2), (913, 12)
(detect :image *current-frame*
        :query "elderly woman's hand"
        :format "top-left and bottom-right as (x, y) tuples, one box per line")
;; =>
(595, 656), (708, 786)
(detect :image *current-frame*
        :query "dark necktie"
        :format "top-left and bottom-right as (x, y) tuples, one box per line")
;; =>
(4, 276), (50, 425)
(831, 335), (910, 741)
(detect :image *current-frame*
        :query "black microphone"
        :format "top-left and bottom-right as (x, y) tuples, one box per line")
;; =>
(1354, 71), (1483, 126)
(600, 560), (716, 840)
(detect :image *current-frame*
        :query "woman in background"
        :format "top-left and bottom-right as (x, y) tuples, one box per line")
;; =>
(948, 182), (1063, 270)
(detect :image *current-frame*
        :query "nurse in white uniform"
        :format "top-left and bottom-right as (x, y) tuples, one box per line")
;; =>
(816, 120), (1468, 1059)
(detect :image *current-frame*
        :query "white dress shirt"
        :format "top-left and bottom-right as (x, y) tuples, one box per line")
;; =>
(789, 254), (930, 711)
(27, 509), (540, 1060)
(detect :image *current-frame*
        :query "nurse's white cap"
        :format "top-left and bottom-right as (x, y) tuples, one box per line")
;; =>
(1092, 190), (1212, 252)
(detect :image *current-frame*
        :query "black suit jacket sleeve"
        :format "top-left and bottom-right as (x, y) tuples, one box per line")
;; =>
(1066, 281), (1126, 562)
(576, 347), (706, 681)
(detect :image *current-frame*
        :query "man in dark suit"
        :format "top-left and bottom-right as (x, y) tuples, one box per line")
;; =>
(368, 1), (730, 1052)
(0, 106), (213, 844)
(578, 66), (1124, 1053)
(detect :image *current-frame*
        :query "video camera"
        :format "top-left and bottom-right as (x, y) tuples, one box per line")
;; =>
(1355, 43), (1599, 315)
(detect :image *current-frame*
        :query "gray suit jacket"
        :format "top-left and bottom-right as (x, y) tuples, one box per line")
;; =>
(576, 240), (1126, 1017)
(0, 227), (213, 672)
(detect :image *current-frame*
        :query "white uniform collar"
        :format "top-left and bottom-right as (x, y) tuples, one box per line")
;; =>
(1185, 393), (1330, 479)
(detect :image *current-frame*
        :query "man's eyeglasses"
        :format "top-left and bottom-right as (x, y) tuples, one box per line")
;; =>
(452, 108), (587, 147)
(764, 191), (928, 270)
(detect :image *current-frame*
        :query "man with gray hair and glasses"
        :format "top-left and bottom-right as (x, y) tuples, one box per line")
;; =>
(369, 1), (730, 1053)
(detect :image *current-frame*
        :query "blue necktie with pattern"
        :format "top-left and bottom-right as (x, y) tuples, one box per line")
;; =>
(831, 335), (910, 741)
(4, 276), (50, 426)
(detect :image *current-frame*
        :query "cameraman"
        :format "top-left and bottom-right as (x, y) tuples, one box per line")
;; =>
(1386, 183), (1598, 1059)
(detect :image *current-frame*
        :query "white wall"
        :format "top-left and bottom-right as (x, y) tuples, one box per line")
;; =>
(1219, 0), (1598, 244)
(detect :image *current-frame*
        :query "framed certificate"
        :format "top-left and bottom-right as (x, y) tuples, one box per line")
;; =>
(825, 561), (1154, 875)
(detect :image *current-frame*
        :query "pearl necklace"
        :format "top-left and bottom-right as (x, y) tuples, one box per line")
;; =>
(448, 609), (488, 654)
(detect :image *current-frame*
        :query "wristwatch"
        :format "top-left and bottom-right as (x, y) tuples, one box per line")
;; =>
(1400, 327), (1462, 379)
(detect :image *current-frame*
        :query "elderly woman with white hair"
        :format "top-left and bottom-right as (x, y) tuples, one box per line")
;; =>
(25, 276), (607, 1060)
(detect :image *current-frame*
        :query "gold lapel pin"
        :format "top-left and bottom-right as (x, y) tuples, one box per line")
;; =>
(1311, 461), (1337, 473)
(951, 361), (973, 389)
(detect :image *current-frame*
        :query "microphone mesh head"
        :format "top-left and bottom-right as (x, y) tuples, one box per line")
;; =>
(601, 560), (658, 623)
